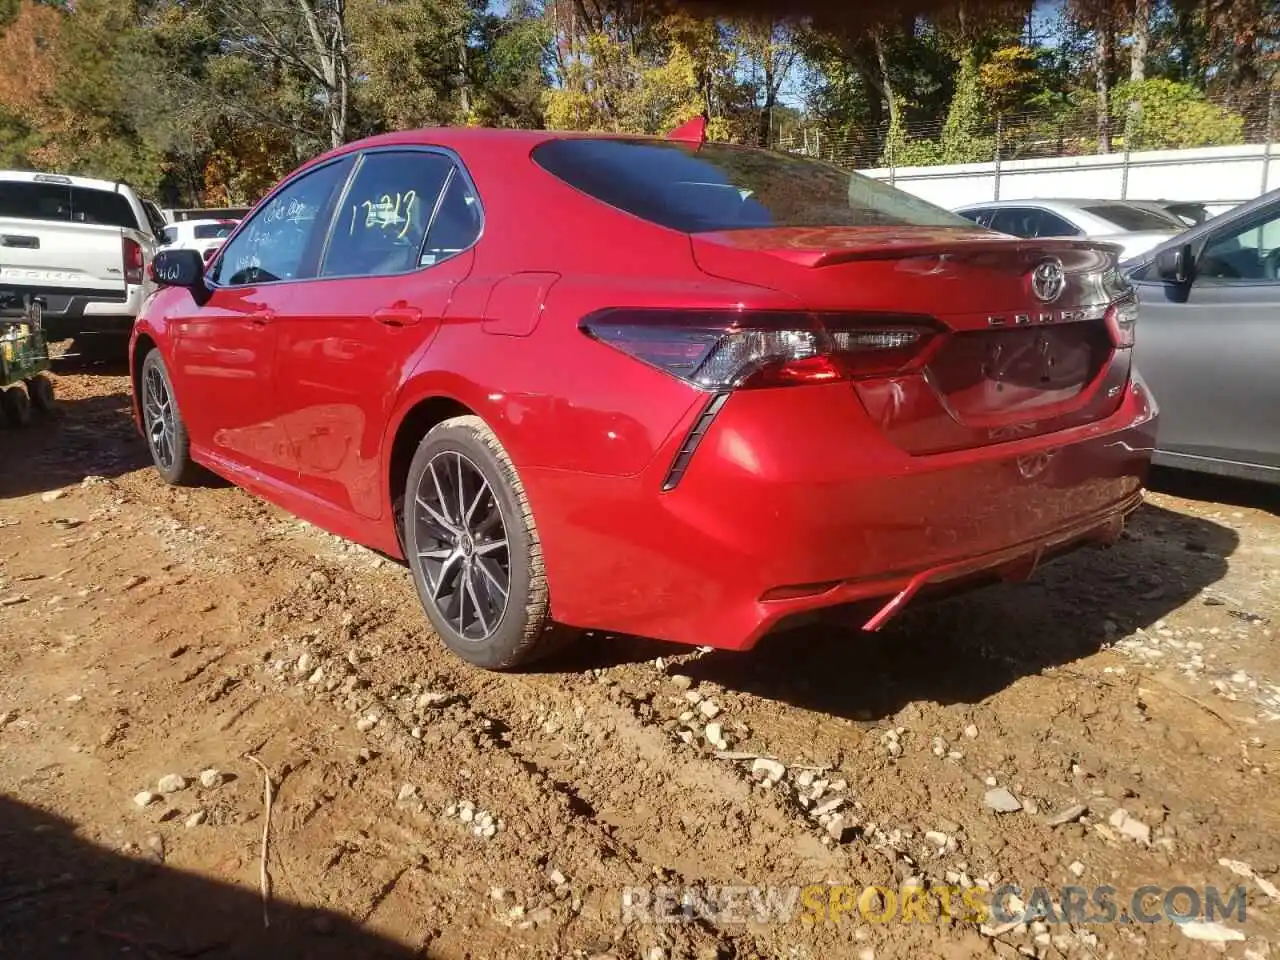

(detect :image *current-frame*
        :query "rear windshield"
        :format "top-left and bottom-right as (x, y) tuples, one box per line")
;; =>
(193, 222), (237, 240)
(0, 181), (137, 230)
(1082, 204), (1184, 232)
(532, 138), (974, 233)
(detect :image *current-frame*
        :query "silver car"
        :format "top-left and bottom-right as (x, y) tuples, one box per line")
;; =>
(954, 198), (1185, 261)
(1123, 186), (1280, 485)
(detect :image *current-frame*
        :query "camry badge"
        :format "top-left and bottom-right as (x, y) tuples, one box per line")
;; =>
(1030, 258), (1066, 303)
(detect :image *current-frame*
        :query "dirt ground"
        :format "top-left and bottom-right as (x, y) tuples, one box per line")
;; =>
(2, 346), (1279, 960)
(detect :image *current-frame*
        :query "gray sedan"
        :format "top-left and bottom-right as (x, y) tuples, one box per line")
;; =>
(1123, 187), (1280, 485)
(955, 198), (1184, 260)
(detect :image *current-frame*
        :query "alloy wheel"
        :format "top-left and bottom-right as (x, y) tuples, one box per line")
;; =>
(142, 363), (176, 472)
(413, 451), (510, 642)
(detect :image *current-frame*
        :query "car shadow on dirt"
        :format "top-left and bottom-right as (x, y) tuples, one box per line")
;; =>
(49, 334), (132, 376)
(0, 392), (149, 499)
(557, 501), (1238, 722)
(1149, 466), (1279, 515)
(0, 794), (423, 959)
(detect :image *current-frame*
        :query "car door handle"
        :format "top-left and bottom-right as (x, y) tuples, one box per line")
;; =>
(250, 308), (274, 327)
(373, 306), (422, 327)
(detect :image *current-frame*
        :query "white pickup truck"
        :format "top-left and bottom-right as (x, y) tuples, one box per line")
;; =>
(0, 170), (162, 340)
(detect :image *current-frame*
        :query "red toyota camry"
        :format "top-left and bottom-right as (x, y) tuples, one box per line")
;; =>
(130, 121), (1158, 670)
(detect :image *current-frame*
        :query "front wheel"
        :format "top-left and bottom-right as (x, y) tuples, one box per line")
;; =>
(140, 350), (202, 485)
(403, 415), (574, 670)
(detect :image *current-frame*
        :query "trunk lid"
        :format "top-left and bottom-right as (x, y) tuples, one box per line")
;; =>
(690, 227), (1131, 455)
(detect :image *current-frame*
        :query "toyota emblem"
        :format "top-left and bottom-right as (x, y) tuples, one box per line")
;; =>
(1030, 258), (1066, 303)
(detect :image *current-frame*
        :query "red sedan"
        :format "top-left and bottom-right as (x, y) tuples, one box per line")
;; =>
(130, 121), (1158, 670)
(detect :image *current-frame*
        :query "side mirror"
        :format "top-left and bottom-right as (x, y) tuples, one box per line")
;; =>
(151, 248), (206, 288)
(1154, 243), (1192, 284)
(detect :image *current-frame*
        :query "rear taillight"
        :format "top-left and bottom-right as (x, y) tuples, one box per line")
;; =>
(1104, 296), (1138, 349)
(581, 309), (935, 390)
(123, 237), (144, 285)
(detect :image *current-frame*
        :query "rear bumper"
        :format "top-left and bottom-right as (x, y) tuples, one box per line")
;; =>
(0, 285), (145, 338)
(524, 373), (1159, 650)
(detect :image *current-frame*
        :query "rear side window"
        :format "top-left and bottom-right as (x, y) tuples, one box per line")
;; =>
(422, 173), (482, 265)
(532, 138), (973, 233)
(322, 151), (457, 277)
(193, 222), (237, 240)
(0, 181), (137, 229)
(1082, 204), (1185, 232)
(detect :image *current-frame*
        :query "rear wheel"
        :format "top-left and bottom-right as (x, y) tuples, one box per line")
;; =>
(1, 386), (31, 427)
(26, 376), (54, 413)
(403, 415), (574, 670)
(140, 350), (202, 485)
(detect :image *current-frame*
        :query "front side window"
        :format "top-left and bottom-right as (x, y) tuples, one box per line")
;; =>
(989, 207), (1081, 239)
(1198, 207), (1280, 282)
(321, 151), (457, 277)
(957, 208), (995, 228)
(532, 138), (973, 233)
(213, 159), (353, 286)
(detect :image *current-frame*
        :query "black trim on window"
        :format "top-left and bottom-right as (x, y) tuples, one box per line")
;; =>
(311, 145), (484, 283)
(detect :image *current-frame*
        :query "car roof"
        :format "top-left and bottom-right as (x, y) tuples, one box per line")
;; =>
(291, 126), (743, 180)
(0, 169), (132, 193)
(958, 198), (1145, 210)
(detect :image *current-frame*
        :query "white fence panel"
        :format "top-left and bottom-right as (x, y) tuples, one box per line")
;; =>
(858, 143), (1278, 211)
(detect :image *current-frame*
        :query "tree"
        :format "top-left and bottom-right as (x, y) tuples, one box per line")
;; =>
(214, 0), (352, 150)
(1112, 76), (1246, 148)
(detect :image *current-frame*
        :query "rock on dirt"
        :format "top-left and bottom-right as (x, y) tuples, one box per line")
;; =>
(751, 757), (785, 786)
(1108, 808), (1152, 844)
(1046, 803), (1088, 827)
(1178, 921), (1245, 943)
(984, 787), (1022, 813)
(198, 768), (223, 789)
(156, 773), (187, 794)
(826, 815), (859, 843)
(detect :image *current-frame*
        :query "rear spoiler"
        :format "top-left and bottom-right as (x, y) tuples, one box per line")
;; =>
(732, 235), (1128, 269)
(666, 113), (709, 147)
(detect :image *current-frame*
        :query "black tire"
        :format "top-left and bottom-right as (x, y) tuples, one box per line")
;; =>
(25, 375), (54, 413)
(1, 385), (31, 427)
(139, 350), (202, 485)
(403, 415), (575, 670)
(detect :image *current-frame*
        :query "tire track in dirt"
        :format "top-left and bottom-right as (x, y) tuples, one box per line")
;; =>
(121, 471), (1012, 957)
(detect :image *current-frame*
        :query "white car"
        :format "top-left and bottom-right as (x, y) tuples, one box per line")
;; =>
(159, 218), (239, 263)
(953, 198), (1186, 261)
(0, 170), (159, 339)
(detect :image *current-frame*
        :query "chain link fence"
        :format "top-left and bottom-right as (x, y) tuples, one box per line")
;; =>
(775, 89), (1280, 184)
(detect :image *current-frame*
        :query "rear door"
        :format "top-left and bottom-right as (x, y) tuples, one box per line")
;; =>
(1133, 200), (1280, 470)
(275, 147), (483, 520)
